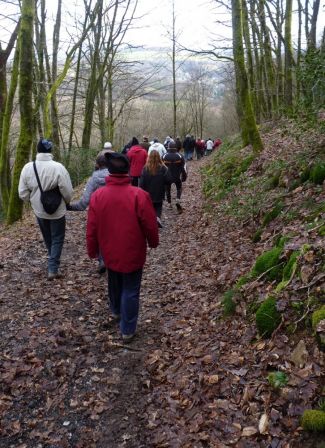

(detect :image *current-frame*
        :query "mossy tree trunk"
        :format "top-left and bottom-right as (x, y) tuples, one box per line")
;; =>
(284, 0), (294, 111)
(49, 0), (62, 159)
(67, 42), (83, 162)
(259, 0), (278, 117)
(7, 0), (35, 224)
(81, 0), (103, 149)
(0, 41), (20, 215)
(0, 21), (20, 214)
(242, 0), (258, 120)
(232, 0), (263, 152)
(307, 0), (320, 51)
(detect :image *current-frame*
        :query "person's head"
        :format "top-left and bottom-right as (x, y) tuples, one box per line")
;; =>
(153, 137), (159, 143)
(95, 153), (108, 170)
(145, 150), (162, 175)
(130, 136), (139, 146)
(103, 141), (112, 150)
(105, 152), (129, 175)
(168, 142), (177, 152)
(143, 135), (149, 142)
(37, 138), (53, 153)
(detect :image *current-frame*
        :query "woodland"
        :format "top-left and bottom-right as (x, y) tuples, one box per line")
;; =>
(0, 0), (325, 447)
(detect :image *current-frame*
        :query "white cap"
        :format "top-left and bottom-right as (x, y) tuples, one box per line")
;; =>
(104, 141), (112, 149)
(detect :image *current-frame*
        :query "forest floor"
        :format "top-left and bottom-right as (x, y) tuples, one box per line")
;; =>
(0, 139), (324, 447)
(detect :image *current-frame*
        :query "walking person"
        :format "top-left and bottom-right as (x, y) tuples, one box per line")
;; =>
(18, 139), (73, 280)
(67, 152), (110, 274)
(183, 134), (195, 161)
(163, 142), (187, 213)
(86, 153), (159, 342)
(139, 150), (171, 228)
(127, 140), (148, 186)
(206, 138), (214, 155)
(148, 138), (167, 159)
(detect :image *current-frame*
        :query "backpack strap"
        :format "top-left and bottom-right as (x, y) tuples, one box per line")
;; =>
(33, 161), (43, 194)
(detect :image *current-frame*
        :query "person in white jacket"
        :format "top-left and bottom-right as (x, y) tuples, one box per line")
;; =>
(148, 138), (167, 159)
(18, 139), (73, 280)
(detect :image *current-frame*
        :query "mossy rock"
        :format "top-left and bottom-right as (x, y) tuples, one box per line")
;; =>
(256, 297), (281, 338)
(251, 246), (283, 281)
(301, 410), (325, 432)
(222, 289), (236, 316)
(252, 228), (263, 243)
(312, 306), (325, 331)
(262, 202), (284, 227)
(275, 235), (289, 249)
(283, 250), (300, 281)
(310, 163), (325, 185)
(275, 250), (300, 292)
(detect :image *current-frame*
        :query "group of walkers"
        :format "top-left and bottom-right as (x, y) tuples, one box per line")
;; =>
(19, 133), (213, 341)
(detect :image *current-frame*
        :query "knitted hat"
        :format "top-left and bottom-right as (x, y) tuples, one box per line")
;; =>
(104, 152), (129, 174)
(37, 139), (53, 153)
(104, 141), (112, 149)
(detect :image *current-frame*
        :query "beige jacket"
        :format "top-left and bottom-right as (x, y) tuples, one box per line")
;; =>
(18, 153), (73, 219)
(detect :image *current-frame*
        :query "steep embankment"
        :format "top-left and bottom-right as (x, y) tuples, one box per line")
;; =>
(0, 121), (324, 447)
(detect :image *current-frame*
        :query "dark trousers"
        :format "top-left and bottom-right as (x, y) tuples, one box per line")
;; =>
(108, 268), (143, 335)
(153, 202), (163, 218)
(165, 179), (182, 202)
(37, 216), (66, 274)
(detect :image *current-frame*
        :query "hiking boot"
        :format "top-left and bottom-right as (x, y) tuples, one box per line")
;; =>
(122, 333), (135, 343)
(111, 312), (121, 322)
(176, 199), (183, 214)
(47, 272), (62, 280)
(98, 264), (106, 274)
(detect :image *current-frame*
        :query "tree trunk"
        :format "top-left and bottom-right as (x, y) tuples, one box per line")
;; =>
(232, 0), (263, 152)
(50, 0), (62, 159)
(259, 0), (277, 116)
(0, 42), (20, 215)
(0, 21), (20, 214)
(242, 0), (257, 118)
(7, 0), (35, 224)
(81, 0), (103, 149)
(172, 0), (177, 138)
(284, 0), (294, 111)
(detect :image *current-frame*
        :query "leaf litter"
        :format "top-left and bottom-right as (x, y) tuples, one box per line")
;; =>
(0, 126), (324, 447)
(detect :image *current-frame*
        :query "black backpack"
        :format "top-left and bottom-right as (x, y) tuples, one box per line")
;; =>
(33, 162), (62, 214)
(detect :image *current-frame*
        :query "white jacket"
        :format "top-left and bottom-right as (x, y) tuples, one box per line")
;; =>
(148, 142), (167, 159)
(18, 153), (73, 219)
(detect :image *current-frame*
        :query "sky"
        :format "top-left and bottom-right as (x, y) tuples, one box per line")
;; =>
(0, 0), (324, 54)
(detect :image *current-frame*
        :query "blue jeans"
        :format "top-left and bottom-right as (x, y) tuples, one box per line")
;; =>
(37, 216), (65, 274)
(108, 269), (143, 335)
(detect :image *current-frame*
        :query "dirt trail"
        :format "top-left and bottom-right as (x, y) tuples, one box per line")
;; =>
(0, 159), (320, 448)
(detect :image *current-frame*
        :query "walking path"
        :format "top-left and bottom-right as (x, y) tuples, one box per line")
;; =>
(0, 158), (317, 447)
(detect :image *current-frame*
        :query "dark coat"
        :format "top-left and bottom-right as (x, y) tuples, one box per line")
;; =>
(139, 165), (171, 203)
(162, 152), (187, 182)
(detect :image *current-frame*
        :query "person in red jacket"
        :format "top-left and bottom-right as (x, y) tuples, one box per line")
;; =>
(127, 142), (148, 186)
(86, 152), (159, 341)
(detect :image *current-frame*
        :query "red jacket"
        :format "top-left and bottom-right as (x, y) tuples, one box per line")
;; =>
(127, 145), (148, 177)
(86, 175), (159, 273)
